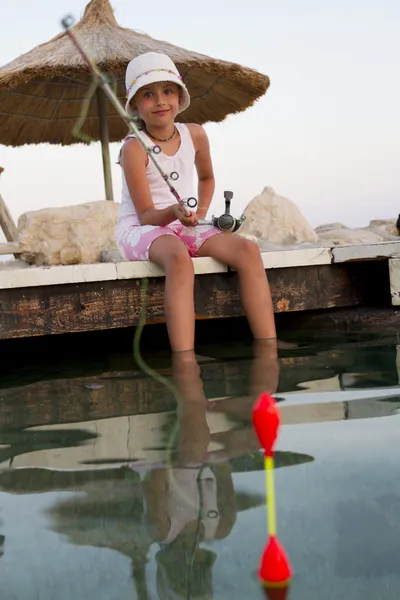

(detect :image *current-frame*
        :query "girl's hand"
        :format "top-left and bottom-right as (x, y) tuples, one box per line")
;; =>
(172, 204), (198, 227)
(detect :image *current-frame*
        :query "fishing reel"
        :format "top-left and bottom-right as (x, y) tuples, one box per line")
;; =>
(208, 191), (246, 233)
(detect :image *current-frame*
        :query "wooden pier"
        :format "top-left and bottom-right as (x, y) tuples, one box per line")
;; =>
(1, 241), (400, 341)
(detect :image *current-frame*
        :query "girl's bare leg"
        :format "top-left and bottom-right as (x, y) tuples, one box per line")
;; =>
(171, 350), (210, 465)
(250, 338), (280, 397)
(197, 234), (276, 340)
(171, 350), (205, 403)
(149, 236), (195, 352)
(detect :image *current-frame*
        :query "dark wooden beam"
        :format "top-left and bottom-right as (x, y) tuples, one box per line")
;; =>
(0, 261), (391, 340)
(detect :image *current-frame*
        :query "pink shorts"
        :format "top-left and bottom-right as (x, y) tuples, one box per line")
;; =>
(116, 220), (222, 261)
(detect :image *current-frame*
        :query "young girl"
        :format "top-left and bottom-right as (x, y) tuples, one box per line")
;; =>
(116, 51), (277, 352)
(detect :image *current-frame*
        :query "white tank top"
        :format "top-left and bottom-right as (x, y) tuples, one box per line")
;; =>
(117, 122), (196, 228)
(160, 467), (220, 544)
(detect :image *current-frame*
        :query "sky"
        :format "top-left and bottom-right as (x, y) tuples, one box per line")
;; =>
(0, 0), (399, 250)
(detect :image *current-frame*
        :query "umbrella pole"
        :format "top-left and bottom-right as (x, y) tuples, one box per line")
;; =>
(96, 88), (114, 201)
(0, 168), (20, 258)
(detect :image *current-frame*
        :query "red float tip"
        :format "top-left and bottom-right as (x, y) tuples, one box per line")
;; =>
(252, 392), (281, 455)
(259, 536), (292, 587)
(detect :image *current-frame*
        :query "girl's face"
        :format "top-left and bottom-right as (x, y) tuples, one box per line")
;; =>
(132, 81), (181, 127)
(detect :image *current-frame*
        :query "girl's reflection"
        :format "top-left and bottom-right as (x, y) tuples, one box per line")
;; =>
(143, 350), (236, 599)
(144, 352), (236, 600)
(143, 344), (280, 599)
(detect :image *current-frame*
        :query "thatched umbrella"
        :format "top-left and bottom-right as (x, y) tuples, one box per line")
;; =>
(0, 0), (270, 200)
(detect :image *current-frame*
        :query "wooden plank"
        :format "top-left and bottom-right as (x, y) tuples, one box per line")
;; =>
(1, 241), (398, 286)
(261, 246), (332, 268)
(0, 242), (21, 255)
(5, 241), (396, 289)
(0, 262), (118, 288)
(0, 256), (227, 290)
(276, 306), (400, 333)
(0, 244), (335, 292)
(274, 260), (390, 318)
(332, 241), (400, 263)
(389, 258), (400, 306)
(116, 255), (227, 279)
(272, 261), (389, 312)
(0, 245), (334, 292)
(0, 262), (388, 340)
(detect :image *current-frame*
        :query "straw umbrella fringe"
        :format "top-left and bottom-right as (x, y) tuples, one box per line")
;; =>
(0, 0), (270, 199)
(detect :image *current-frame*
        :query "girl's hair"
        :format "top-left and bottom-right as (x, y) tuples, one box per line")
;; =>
(136, 117), (146, 131)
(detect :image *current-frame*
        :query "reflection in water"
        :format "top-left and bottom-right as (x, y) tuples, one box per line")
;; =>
(43, 346), (307, 600)
(0, 428), (98, 467)
(1, 334), (400, 598)
(262, 585), (290, 600)
(0, 344), (312, 599)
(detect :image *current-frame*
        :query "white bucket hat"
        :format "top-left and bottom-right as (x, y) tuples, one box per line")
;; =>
(125, 52), (191, 115)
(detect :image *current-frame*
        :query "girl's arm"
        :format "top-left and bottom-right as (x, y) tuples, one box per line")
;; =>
(189, 124), (215, 220)
(121, 139), (181, 227)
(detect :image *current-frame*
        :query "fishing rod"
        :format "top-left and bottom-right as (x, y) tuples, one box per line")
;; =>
(61, 15), (194, 216)
(60, 14), (245, 231)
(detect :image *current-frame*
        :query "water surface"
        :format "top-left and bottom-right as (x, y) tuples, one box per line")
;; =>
(1, 329), (400, 599)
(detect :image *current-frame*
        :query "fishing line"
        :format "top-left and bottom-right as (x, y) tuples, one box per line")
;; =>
(60, 12), (230, 517)
(133, 278), (212, 510)
(134, 280), (215, 600)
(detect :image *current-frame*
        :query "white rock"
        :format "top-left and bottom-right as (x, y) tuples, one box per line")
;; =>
(100, 248), (124, 263)
(367, 218), (399, 237)
(315, 222), (348, 233)
(238, 186), (318, 245)
(17, 201), (120, 266)
(317, 228), (387, 245)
